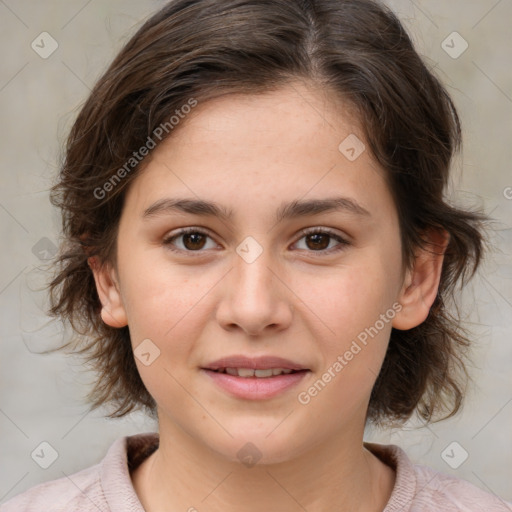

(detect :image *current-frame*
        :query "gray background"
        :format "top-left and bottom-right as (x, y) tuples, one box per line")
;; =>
(1, 0), (511, 505)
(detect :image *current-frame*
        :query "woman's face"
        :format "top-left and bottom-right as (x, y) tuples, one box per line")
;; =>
(94, 81), (431, 463)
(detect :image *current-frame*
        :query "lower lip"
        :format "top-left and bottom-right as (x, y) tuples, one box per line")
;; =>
(201, 369), (309, 400)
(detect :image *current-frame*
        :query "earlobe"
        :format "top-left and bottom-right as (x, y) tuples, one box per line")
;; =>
(88, 257), (128, 328)
(392, 229), (449, 331)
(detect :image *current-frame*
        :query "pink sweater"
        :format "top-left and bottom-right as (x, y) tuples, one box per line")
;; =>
(1, 432), (510, 511)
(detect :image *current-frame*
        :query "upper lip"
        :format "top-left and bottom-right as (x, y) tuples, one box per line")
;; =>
(203, 355), (308, 371)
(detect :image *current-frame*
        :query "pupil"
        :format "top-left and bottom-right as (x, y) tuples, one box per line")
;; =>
(184, 233), (205, 250)
(307, 233), (329, 250)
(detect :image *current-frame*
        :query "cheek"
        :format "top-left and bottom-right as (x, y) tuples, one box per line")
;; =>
(120, 260), (212, 407)
(301, 257), (397, 342)
(297, 279), (393, 424)
(294, 255), (398, 401)
(117, 248), (210, 351)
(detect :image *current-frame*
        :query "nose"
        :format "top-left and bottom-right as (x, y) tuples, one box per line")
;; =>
(215, 246), (293, 337)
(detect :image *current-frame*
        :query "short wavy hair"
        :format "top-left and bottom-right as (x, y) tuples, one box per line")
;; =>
(48, 0), (487, 425)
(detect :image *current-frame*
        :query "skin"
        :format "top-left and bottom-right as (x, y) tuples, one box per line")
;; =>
(91, 80), (447, 512)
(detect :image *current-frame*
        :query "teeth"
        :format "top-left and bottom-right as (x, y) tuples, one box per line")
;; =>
(237, 368), (255, 377)
(255, 369), (273, 378)
(219, 368), (296, 378)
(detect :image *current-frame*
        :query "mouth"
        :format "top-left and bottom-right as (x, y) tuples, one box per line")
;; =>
(202, 354), (309, 374)
(201, 355), (310, 399)
(207, 367), (305, 378)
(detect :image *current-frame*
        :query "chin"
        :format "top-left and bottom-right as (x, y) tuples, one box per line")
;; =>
(204, 423), (311, 467)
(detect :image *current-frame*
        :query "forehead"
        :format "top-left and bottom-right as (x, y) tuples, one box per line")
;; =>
(174, 81), (363, 151)
(122, 81), (395, 224)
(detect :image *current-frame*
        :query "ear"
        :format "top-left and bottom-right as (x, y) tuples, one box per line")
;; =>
(88, 256), (128, 328)
(392, 229), (449, 330)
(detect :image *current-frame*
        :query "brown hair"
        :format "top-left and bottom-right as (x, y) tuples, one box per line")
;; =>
(48, 0), (487, 425)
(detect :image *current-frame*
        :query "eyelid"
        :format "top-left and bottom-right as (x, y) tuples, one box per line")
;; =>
(162, 226), (219, 255)
(296, 226), (349, 241)
(293, 226), (350, 254)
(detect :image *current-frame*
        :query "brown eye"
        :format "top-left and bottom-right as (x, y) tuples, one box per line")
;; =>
(294, 228), (350, 254)
(181, 232), (207, 250)
(305, 233), (331, 250)
(163, 228), (217, 253)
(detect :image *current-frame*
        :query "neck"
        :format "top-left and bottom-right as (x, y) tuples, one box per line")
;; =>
(132, 415), (395, 512)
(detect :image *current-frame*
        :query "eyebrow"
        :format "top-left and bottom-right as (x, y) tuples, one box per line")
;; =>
(142, 196), (371, 223)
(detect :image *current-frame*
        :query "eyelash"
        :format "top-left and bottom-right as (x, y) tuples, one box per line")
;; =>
(162, 227), (350, 256)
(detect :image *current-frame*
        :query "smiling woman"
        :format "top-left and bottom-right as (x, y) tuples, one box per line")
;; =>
(1, 0), (510, 511)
